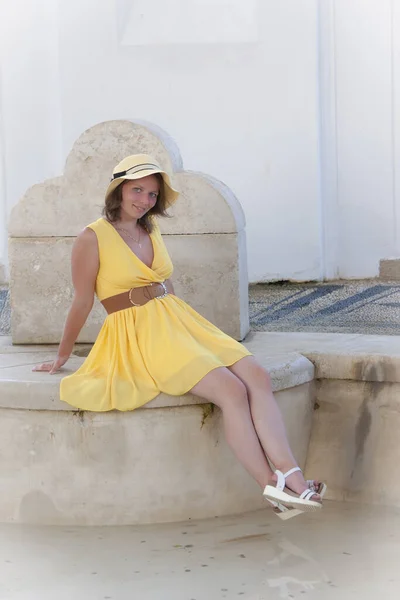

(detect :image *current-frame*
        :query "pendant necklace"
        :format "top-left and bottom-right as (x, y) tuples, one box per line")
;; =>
(115, 225), (142, 248)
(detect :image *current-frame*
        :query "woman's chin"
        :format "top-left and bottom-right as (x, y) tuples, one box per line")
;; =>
(121, 209), (145, 220)
(130, 205), (146, 216)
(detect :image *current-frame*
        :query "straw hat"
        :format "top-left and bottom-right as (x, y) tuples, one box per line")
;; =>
(105, 154), (179, 206)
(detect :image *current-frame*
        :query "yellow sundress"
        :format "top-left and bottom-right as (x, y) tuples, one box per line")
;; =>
(60, 217), (251, 411)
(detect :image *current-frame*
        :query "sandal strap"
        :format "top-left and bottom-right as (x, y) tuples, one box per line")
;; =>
(283, 466), (302, 478)
(307, 479), (317, 492)
(275, 466), (302, 490)
(300, 488), (317, 501)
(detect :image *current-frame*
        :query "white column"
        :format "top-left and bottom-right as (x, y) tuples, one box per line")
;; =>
(317, 0), (339, 280)
(334, 0), (394, 278)
(392, 0), (400, 255)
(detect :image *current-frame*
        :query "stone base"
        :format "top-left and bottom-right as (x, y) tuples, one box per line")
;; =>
(0, 334), (315, 525)
(379, 257), (400, 280)
(307, 379), (400, 507)
(244, 332), (400, 508)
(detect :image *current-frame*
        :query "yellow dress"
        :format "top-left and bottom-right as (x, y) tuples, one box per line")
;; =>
(60, 217), (251, 411)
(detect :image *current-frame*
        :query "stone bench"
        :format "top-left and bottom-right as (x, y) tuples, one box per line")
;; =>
(0, 333), (315, 525)
(3, 330), (399, 525)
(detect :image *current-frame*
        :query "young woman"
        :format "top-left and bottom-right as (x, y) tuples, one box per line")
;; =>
(34, 154), (324, 517)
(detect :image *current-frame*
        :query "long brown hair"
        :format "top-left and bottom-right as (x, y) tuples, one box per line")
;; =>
(102, 173), (169, 233)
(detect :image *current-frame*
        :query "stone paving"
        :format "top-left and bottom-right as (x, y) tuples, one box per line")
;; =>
(0, 286), (9, 337)
(2, 280), (400, 337)
(250, 280), (400, 336)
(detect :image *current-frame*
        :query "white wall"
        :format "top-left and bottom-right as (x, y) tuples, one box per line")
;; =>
(0, 0), (63, 283)
(334, 0), (395, 278)
(0, 0), (399, 283)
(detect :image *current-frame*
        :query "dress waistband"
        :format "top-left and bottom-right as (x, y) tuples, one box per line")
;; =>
(101, 280), (173, 314)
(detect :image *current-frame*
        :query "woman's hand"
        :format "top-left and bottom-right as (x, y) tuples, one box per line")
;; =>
(32, 355), (70, 375)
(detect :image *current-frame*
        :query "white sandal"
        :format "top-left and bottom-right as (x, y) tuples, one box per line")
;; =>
(263, 467), (324, 519)
(308, 479), (327, 498)
(267, 481), (327, 520)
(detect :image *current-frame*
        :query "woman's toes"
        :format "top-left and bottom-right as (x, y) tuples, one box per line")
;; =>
(311, 492), (322, 503)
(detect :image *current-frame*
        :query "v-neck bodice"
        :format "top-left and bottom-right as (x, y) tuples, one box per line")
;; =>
(103, 218), (155, 271)
(87, 217), (173, 301)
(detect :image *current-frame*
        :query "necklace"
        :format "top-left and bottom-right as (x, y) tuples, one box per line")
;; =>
(115, 225), (142, 248)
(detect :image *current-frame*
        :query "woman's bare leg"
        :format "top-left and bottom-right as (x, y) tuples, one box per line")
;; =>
(229, 356), (320, 499)
(189, 367), (273, 488)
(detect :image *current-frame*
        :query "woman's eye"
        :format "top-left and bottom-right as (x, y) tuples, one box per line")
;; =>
(150, 193), (158, 199)
(134, 188), (142, 193)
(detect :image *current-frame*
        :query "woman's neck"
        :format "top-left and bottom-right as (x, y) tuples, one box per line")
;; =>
(115, 215), (139, 230)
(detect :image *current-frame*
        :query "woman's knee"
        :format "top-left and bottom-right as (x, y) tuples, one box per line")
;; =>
(252, 363), (272, 389)
(216, 376), (249, 410)
(231, 357), (272, 392)
(189, 367), (249, 408)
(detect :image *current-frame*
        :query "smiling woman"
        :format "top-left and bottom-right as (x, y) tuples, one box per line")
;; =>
(104, 170), (169, 235)
(103, 175), (163, 266)
(32, 153), (325, 518)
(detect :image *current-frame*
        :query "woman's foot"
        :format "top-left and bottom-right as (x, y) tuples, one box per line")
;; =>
(263, 467), (322, 514)
(264, 468), (325, 519)
(308, 479), (326, 496)
(269, 468), (322, 503)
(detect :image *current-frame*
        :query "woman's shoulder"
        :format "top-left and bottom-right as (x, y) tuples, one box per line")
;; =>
(149, 217), (162, 236)
(86, 217), (108, 233)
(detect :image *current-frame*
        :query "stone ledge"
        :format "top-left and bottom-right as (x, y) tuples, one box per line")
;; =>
(245, 332), (400, 382)
(379, 257), (400, 281)
(4, 331), (400, 394)
(0, 336), (89, 355)
(0, 333), (314, 411)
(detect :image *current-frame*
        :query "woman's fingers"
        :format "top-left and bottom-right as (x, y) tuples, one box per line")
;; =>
(32, 362), (54, 372)
(33, 355), (69, 374)
(49, 359), (63, 374)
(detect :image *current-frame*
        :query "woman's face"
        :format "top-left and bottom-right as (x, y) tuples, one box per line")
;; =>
(120, 175), (160, 220)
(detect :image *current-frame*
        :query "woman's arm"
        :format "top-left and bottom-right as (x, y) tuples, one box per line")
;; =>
(166, 279), (175, 295)
(33, 228), (99, 374)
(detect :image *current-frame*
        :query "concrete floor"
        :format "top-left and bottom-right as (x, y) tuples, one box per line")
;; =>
(1, 501), (399, 600)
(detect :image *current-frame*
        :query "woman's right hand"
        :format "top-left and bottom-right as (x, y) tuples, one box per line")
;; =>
(32, 355), (70, 375)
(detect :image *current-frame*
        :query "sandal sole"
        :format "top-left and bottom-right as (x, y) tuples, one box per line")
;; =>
(263, 486), (322, 512)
